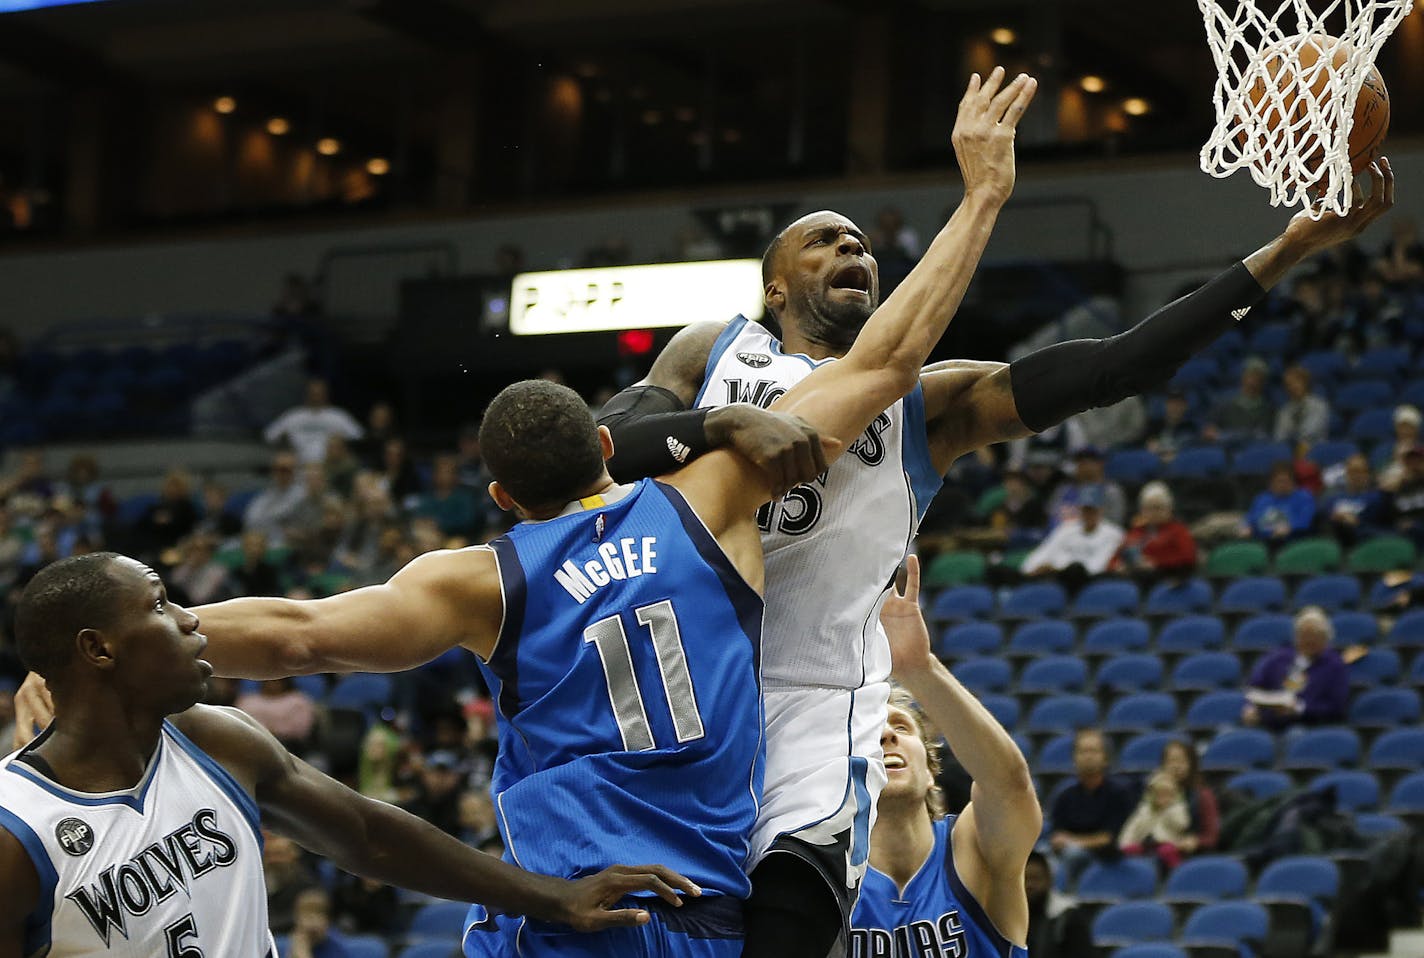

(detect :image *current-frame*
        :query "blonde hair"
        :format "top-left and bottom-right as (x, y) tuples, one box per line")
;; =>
(887, 686), (948, 820)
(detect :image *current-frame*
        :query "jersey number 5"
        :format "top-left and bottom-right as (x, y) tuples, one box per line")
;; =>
(584, 600), (705, 751)
(164, 914), (204, 958)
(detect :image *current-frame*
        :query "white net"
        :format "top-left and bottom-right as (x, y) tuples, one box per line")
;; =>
(1198, 0), (1411, 217)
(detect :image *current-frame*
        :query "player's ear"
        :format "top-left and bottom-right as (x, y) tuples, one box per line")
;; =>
(487, 481), (517, 513)
(764, 280), (786, 316)
(597, 425), (615, 462)
(76, 628), (116, 671)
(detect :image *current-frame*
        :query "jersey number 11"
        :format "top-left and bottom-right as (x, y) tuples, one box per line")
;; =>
(584, 600), (706, 751)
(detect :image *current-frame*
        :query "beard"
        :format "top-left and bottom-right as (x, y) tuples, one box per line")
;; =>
(788, 282), (878, 351)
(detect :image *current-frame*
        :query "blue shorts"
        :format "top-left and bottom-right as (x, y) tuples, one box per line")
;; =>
(463, 896), (743, 958)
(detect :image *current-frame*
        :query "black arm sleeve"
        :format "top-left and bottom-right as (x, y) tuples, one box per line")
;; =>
(596, 384), (712, 483)
(1008, 261), (1266, 433)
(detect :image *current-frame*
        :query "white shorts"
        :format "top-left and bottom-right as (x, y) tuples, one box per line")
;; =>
(750, 681), (890, 890)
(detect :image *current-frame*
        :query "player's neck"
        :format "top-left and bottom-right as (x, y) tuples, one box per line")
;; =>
(35, 689), (166, 792)
(868, 802), (937, 893)
(778, 321), (849, 361)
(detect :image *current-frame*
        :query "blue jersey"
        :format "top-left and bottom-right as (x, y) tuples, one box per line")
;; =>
(476, 479), (764, 899)
(851, 816), (1027, 958)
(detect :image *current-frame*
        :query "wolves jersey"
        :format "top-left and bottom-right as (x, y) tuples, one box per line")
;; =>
(0, 722), (274, 958)
(475, 479), (764, 900)
(851, 816), (1027, 958)
(695, 315), (942, 690)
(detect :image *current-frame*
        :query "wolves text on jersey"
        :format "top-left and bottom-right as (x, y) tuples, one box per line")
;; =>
(851, 909), (967, 958)
(554, 536), (659, 604)
(64, 808), (239, 946)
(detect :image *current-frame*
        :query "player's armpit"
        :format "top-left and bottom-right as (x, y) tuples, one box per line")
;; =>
(952, 791), (1040, 943)
(194, 547), (502, 678)
(629, 321), (726, 406)
(0, 819), (42, 958)
(920, 361), (1028, 472)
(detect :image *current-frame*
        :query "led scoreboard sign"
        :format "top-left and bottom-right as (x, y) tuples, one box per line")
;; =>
(509, 260), (764, 336)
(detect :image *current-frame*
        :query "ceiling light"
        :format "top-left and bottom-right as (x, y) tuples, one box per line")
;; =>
(1079, 75), (1106, 94)
(213, 96), (237, 115)
(990, 27), (1016, 45)
(1122, 97), (1151, 116)
(366, 157), (390, 176)
(266, 117), (290, 136)
(316, 137), (342, 156)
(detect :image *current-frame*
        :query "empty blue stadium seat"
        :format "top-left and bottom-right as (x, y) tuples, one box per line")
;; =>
(1071, 579), (1142, 619)
(1166, 446), (1227, 479)
(1389, 609), (1424, 649)
(1350, 688), (1422, 728)
(1091, 901), (1174, 947)
(1388, 771), (1424, 815)
(1077, 858), (1158, 902)
(1009, 620), (1077, 657)
(1000, 582), (1068, 620)
(1233, 613), (1292, 650)
(1119, 732), (1181, 774)
(1247, 324), (1294, 356)
(117, 492), (159, 526)
(1038, 734), (1077, 775)
(1026, 695), (1099, 734)
(1306, 439), (1358, 469)
(1354, 813), (1407, 837)
(951, 658), (1013, 694)
(1297, 350), (1349, 384)
(1171, 652), (1242, 691)
(1219, 577), (1287, 614)
(1257, 855), (1339, 906)
(1110, 946), (1186, 958)
(1350, 406), (1397, 442)
(1020, 655), (1089, 694)
(1352, 346), (1411, 383)
(1231, 441), (1292, 477)
(1184, 690), (1246, 732)
(1337, 381), (1394, 413)
(1310, 770), (1381, 810)
(1201, 729), (1276, 772)
(1401, 379), (1424, 409)
(1226, 769), (1292, 798)
(1350, 647), (1401, 688)
(930, 585), (995, 622)
(1105, 449), (1163, 485)
(1294, 574), (1361, 610)
(1156, 615), (1226, 654)
(937, 622), (1003, 659)
(1084, 618), (1152, 655)
(336, 937), (387, 958)
(1181, 902), (1268, 954)
(1097, 654), (1164, 693)
(1172, 356), (1221, 390)
(1331, 610), (1380, 645)
(980, 694), (1021, 730)
(409, 900), (468, 940)
(400, 943), (457, 958)
(1281, 727), (1361, 772)
(1145, 578), (1212, 616)
(1104, 693), (1177, 733)
(1368, 728), (1424, 772)
(328, 673), (394, 711)
(1162, 855), (1247, 905)
(1409, 651), (1424, 686)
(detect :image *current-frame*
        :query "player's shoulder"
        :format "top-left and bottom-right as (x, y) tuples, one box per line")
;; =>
(645, 320), (735, 399)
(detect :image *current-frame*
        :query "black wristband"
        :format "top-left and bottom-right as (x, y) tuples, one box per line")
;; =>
(597, 385), (713, 482)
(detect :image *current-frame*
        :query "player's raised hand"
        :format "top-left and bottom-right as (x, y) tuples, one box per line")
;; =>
(952, 66), (1038, 208)
(554, 863), (702, 932)
(1286, 155), (1395, 253)
(707, 404), (842, 498)
(13, 672), (53, 749)
(881, 555), (935, 679)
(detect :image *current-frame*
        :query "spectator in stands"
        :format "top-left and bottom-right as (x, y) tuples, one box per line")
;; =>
(232, 528), (282, 596)
(1274, 364), (1331, 447)
(1351, 265), (1407, 350)
(1146, 388), (1198, 462)
(1205, 357), (1273, 441)
(1049, 729), (1136, 883)
(377, 437), (422, 506)
(195, 480), (243, 540)
(1160, 739), (1219, 856)
(1286, 261), (1353, 354)
(264, 378), (364, 465)
(1022, 490), (1124, 593)
(322, 434), (360, 497)
(1321, 453), (1387, 546)
(413, 453), (481, 539)
(1290, 441), (1324, 496)
(1374, 216), (1424, 285)
(400, 750), (467, 837)
(869, 206), (921, 292)
(1118, 770), (1192, 872)
(285, 464), (345, 553)
(332, 475), (395, 579)
(132, 468), (199, 558)
(1024, 852), (1093, 958)
(284, 886), (350, 958)
(0, 505), (23, 588)
(1065, 395), (1148, 453)
(1243, 462), (1317, 544)
(244, 451), (306, 542)
(1378, 405), (1421, 492)
(1048, 448), (1127, 527)
(236, 677), (319, 755)
(0, 449), (53, 503)
(1110, 481), (1197, 583)
(331, 874), (401, 939)
(54, 454), (114, 539)
(1390, 445), (1424, 549)
(1242, 606), (1350, 730)
(986, 468), (1049, 548)
(355, 401), (399, 469)
(167, 531), (236, 605)
(263, 833), (317, 936)
(358, 722), (406, 804)
(11, 521), (66, 589)
(459, 789), (500, 849)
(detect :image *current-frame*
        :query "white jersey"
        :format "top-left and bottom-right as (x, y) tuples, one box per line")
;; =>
(0, 721), (275, 958)
(696, 315), (942, 690)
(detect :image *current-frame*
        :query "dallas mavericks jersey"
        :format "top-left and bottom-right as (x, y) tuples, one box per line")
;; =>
(696, 315), (942, 689)
(0, 721), (274, 958)
(477, 479), (764, 898)
(851, 817), (1027, 958)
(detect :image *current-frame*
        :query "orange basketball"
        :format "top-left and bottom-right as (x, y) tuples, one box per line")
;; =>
(1243, 34), (1389, 174)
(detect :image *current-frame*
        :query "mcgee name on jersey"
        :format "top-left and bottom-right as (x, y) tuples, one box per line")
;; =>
(64, 807), (239, 946)
(554, 536), (659, 604)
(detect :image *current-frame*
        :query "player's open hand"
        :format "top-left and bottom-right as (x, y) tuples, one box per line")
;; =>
(952, 66), (1038, 208)
(881, 555), (935, 679)
(13, 672), (53, 750)
(554, 863), (702, 932)
(1287, 155), (1395, 253)
(707, 404), (841, 498)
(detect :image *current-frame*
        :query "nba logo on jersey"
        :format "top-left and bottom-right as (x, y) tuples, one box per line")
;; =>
(55, 818), (94, 856)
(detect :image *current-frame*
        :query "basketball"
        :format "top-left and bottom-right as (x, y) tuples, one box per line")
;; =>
(1244, 34), (1390, 175)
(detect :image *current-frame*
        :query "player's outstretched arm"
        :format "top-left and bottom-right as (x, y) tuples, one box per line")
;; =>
(920, 158), (1396, 470)
(177, 705), (701, 932)
(881, 556), (1040, 937)
(193, 546), (503, 678)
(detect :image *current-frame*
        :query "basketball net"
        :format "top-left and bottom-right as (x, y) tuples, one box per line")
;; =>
(1198, 0), (1411, 218)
